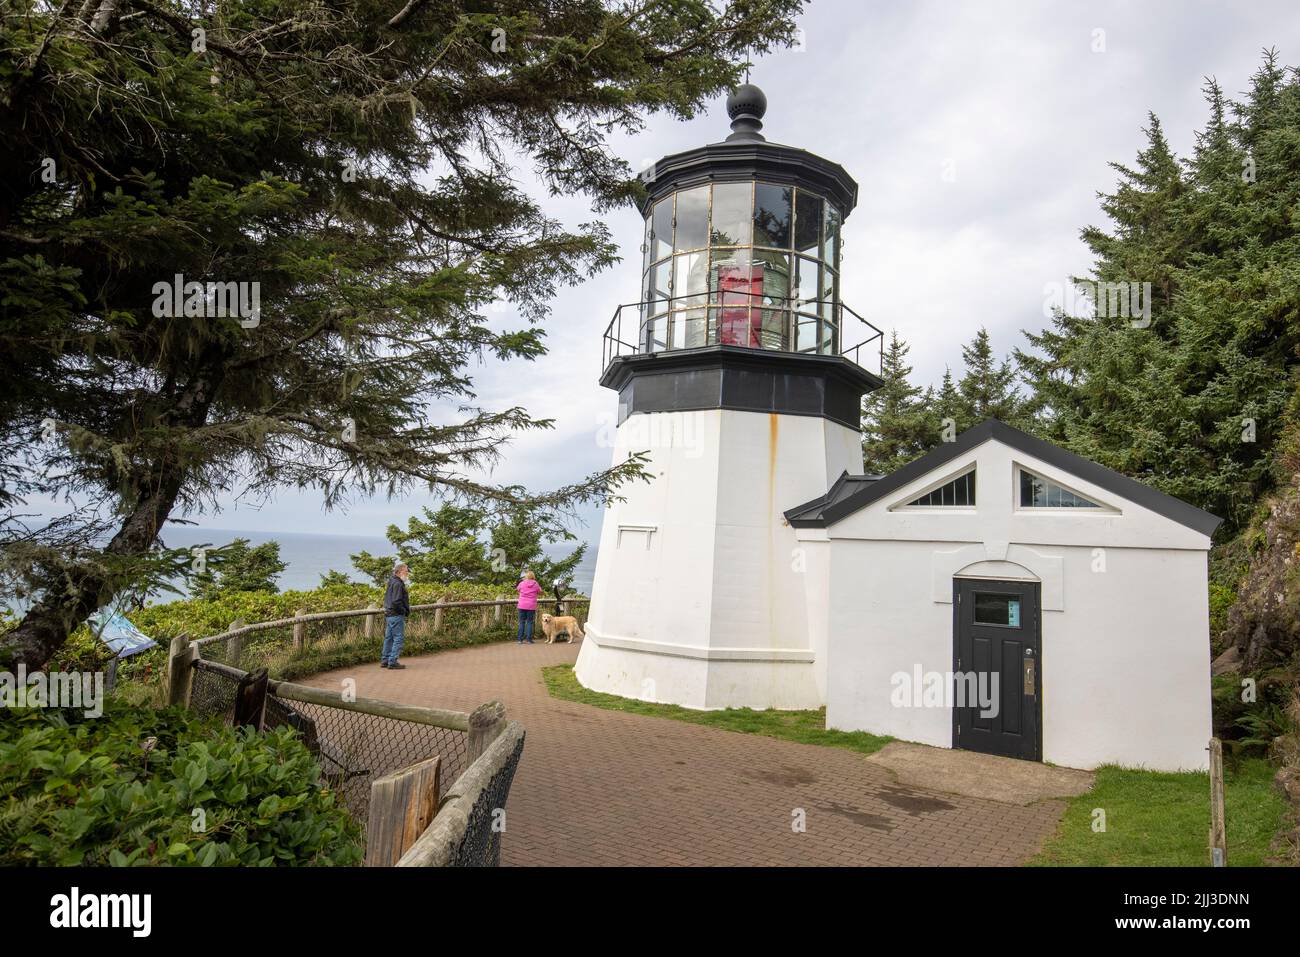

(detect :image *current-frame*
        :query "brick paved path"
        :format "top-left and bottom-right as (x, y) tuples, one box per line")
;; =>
(308, 641), (1068, 866)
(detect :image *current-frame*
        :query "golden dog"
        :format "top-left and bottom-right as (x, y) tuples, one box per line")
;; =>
(540, 613), (584, 644)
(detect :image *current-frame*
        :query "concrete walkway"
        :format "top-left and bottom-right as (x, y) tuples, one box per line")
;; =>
(308, 640), (1083, 866)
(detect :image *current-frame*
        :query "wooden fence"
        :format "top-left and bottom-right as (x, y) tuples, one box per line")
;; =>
(167, 595), (550, 866)
(192, 596), (590, 665)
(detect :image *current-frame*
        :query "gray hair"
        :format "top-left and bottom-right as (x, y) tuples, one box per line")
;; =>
(394, 561), (408, 573)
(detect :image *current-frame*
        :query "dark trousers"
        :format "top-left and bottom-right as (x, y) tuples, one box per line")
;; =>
(516, 609), (535, 643)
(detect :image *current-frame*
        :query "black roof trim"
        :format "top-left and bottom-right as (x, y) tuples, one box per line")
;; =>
(601, 346), (883, 432)
(784, 471), (882, 524)
(784, 419), (1223, 537)
(600, 344), (881, 393)
(639, 140), (859, 219)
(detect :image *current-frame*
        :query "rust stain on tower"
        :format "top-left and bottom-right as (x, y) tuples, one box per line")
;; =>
(769, 413), (779, 488)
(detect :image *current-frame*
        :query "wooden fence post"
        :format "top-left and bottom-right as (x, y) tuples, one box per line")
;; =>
(467, 700), (506, 763)
(166, 633), (196, 708)
(1209, 737), (1227, 866)
(364, 604), (379, 641)
(480, 603), (491, 630)
(293, 607), (307, 650)
(494, 598), (504, 624)
(232, 668), (270, 730)
(365, 756), (441, 867)
(432, 599), (444, 633)
(227, 617), (245, 669)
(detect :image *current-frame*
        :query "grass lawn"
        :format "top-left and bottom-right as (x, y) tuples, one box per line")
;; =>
(542, 663), (892, 755)
(1030, 759), (1287, 866)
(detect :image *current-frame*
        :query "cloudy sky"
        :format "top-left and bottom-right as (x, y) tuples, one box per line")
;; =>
(172, 0), (1297, 546)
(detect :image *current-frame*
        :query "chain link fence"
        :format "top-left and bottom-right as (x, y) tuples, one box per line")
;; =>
(395, 721), (527, 867)
(190, 660), (469, 824)
(446, 729), (526, 866)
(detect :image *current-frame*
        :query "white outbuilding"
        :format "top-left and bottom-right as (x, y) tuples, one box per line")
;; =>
(784, 419), (1220, 772)
(575, 86), (1220, 772)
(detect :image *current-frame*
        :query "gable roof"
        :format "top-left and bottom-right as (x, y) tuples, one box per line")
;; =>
(784, 419), (1223, 537)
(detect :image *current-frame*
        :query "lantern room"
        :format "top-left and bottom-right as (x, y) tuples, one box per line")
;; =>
(603, 83), (880, 377)
(638, 168), (843, 355)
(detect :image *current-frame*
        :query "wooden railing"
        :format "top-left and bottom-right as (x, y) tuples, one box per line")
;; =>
(192, 596), (591, 651)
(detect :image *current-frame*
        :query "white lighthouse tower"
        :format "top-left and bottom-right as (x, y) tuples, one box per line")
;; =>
(575, 85), (883, 710)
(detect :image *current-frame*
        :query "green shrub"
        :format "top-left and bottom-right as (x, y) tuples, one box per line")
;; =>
(0, 700), (363, 866)
(1208, 581), (1237, 640)
(1212, 670), (1300, 762)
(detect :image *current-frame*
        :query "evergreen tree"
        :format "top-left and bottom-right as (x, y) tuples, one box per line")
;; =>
(861, 331), (931, 474)
(352, 505), (493, 587)
(1017, 51), (1300, 534)
(956, 328), (1021, 425)
(0, 0), (803, 668)
(932, 369), (964, 440)
(488, 506), (586, 592)
(861, 328), (1023, 475)
(192, 538), (286, 599)
(350, 501), (584, 589)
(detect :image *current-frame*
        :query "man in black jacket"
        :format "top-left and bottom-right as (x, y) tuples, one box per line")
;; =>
(381, 562), (411, 669)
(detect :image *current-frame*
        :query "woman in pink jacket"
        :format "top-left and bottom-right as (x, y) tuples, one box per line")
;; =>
(516, 570), (542, 643)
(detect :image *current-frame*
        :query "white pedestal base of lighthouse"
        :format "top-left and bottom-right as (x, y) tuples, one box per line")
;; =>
(575, 407), (861, 711)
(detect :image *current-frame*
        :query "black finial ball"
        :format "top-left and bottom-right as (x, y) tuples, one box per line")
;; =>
(726, 83), (768, 122)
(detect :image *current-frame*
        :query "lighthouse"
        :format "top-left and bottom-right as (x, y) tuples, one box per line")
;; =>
(575, 84), (883, 711)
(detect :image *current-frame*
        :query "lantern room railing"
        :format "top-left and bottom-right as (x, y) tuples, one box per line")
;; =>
(601, 289), (884, 377)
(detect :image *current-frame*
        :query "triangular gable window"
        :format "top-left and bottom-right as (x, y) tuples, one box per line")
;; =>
(906, 469), (975, 507)
(1019, 469), (1100, 508)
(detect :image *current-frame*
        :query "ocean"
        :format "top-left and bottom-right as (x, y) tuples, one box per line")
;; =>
(158, 527), (597, 599)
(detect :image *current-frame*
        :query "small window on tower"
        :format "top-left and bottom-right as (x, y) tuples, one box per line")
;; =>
(1018, 469), (1102, 508)
(906, 469), (976, 507)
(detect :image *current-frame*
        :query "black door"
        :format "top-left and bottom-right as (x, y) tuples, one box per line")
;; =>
(952, 579), (1041, 761)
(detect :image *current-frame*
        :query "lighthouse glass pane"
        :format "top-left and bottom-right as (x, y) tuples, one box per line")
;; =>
(794, 190), (823, 258)
(651, 259), (671, 313)
(753, 250), (791, 350)
(824, 204), (841, 272)
(642, 214), (653, 274)
(820, 266), (836, 319)
(710, 181), (752, 247)
(674, 251), (708, 304)
(820, 319), (838, 354)
(711, 251), (758, 347)
(795, 315), (820, 353)
(652, 196), (673, 262)
(753, 184), (792, 249)
(674, 187), (709, 252)
(641, 314), (667, 353)
(794, 256), (819, 307)
(672, 307), (708, 349)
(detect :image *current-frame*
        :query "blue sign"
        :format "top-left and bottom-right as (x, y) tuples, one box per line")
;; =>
(87, 610), (158, 659)
(1007, 599), (1021, 628)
